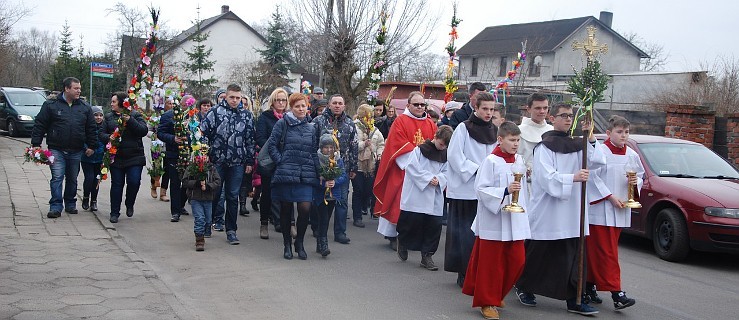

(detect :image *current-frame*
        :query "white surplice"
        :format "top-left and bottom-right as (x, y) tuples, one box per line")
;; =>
(447, 123), (496, 200)
(399, 147), (448, 216)
(588, 145), (645, 227)
(528, 139), (606, 240)
(472, 154), (531, 241)
(517, 117), (553, 162)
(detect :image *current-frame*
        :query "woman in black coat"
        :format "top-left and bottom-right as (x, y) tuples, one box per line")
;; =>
(255, 88), (290, 238)
(269, 93), (319, 260)
(100, 92), (149, 223)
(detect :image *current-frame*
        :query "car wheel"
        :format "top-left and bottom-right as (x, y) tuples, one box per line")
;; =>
(8, 119), (18, 137)
(652, 208), (690, 262)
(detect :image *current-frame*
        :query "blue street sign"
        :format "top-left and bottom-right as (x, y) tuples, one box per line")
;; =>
(91, 62), (114, 69)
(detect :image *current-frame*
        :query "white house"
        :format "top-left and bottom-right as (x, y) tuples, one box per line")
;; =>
(121, 5), (303, 96)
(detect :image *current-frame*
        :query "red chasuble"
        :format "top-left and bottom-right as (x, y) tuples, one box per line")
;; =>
(373, 113), (437, 224)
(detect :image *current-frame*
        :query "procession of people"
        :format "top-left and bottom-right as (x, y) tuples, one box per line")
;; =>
(31, 78), (642, 319)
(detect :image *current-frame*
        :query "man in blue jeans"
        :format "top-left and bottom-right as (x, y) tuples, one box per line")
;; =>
(312, 95), (358, 244)
(31, 77), (97, 218)
(201, 84), (255, 245)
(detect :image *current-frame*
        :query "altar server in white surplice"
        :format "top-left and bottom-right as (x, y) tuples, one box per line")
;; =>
(444, 92), (499, 287)
(462, 122), (531, 320)
(584, 115), (643, 310)
(517, 92), (553, 163)
(514, 103), (606, 316)
(396, 125), (452, 272)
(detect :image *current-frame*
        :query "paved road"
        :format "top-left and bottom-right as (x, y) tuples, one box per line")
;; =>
(2, 134), (739, 319)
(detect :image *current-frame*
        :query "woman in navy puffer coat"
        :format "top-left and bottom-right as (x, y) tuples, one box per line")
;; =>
(269, 93), (319, 260)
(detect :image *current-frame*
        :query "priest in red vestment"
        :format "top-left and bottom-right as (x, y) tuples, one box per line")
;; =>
(373, 91), (437, 248)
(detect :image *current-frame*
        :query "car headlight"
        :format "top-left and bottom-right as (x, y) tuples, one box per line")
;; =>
(18, 115), (33, 121)
(705, 207), (739, 219)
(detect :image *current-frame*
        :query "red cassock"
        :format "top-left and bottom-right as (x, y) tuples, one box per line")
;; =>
(463, 238), (525, 307)
(372, 114), (437, 224)
(586, 225), (622, 291)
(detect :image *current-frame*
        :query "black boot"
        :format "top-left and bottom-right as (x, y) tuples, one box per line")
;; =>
(90, 200), (98, 212)
(319, 237), (331, 257)
(283, 233), (293, 260)
(82, 197), (90, 210)
(316, 237), (321, 253)
(239, 202), (249, 216)
(294, 240), (307, 260)
(251, 198), (259, 211)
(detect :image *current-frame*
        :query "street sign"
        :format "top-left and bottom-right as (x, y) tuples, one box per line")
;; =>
(91, 62), (114, 69)
(89, 62), (115, 103)
(90, 62), (114, 76)
(91, 72), (114, 78)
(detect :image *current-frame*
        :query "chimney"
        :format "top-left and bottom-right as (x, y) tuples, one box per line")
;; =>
(599, 11), (613, 28)
(221, 5), (230, 14)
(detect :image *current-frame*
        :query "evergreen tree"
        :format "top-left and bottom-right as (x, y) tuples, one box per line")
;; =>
(44, 21), (77, 91)
(58, 21), (74, 62)
(183, 17), (217, 98)
(567, 59), (610, 106)
(256, 6), (292, 91)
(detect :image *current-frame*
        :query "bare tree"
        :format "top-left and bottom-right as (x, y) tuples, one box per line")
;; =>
(650, 56), (739, 116)
(0, 1), (31, 84)
(287, 0), (437, 111)
(3, 28), (57, 86)
(105, 2), (177, 81)
(227, 58), (273, 107)
(623, 31), (669, 72)
(387, 52), (446, 82)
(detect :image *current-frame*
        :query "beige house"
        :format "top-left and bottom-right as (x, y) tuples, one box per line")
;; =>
(457, 12), (648, 90)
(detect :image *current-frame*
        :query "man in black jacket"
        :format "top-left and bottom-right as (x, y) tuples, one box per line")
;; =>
(448, 82), (486, 130)
(31, 77), (96, 218)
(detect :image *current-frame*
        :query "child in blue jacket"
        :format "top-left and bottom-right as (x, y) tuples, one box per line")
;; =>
(313, 134), (348, 257)
(81, 106), (105, 212)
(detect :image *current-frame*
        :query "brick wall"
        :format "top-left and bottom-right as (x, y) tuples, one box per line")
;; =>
(727, 113), (739, 167)
(664, 105), (716, 149)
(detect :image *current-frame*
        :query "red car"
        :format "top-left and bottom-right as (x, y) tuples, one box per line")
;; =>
(595, 134), (739, 262)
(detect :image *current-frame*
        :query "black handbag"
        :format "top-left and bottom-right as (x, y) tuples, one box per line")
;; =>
(257, 120), (287, 175)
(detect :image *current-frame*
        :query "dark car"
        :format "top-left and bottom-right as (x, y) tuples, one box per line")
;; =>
(595, 134), (739, 262)
(0, 87), (48, 137)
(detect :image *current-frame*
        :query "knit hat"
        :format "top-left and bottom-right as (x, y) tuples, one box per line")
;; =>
(91, 106), (104, 115)
(214, 88), (226, 101)
(319, 133), (337, 149)
(444, 101), (462, 112)
(315, 99), (328, 106)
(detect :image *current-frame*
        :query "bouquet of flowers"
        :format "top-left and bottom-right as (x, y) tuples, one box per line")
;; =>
(23, 147), (54, 165)
(147, 139), (165, 178)
(186, 145), (210, 190)
(319, 151), (344, 204)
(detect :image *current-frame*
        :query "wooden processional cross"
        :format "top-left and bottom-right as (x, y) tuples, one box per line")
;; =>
(571, 25), (608, 306)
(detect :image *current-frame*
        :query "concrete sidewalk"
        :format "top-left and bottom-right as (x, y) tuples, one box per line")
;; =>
(0, 135), (191, 320)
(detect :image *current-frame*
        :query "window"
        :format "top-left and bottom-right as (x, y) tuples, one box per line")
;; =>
(498, 56), (508, 77)
(471, 57), (479, 77)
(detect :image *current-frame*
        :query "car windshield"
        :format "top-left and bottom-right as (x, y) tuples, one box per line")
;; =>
(639, 143), (739, 178)
(6, 91), (47, 106)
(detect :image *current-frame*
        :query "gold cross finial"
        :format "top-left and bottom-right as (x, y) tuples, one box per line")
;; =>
(572, 26), (608, 61)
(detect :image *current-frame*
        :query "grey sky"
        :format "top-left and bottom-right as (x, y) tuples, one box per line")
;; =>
(13, 0), (736, 71)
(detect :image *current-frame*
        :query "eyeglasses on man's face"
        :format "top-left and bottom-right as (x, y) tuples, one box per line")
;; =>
(554, 113), (575, 119)
(410, 103), (427, 107)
